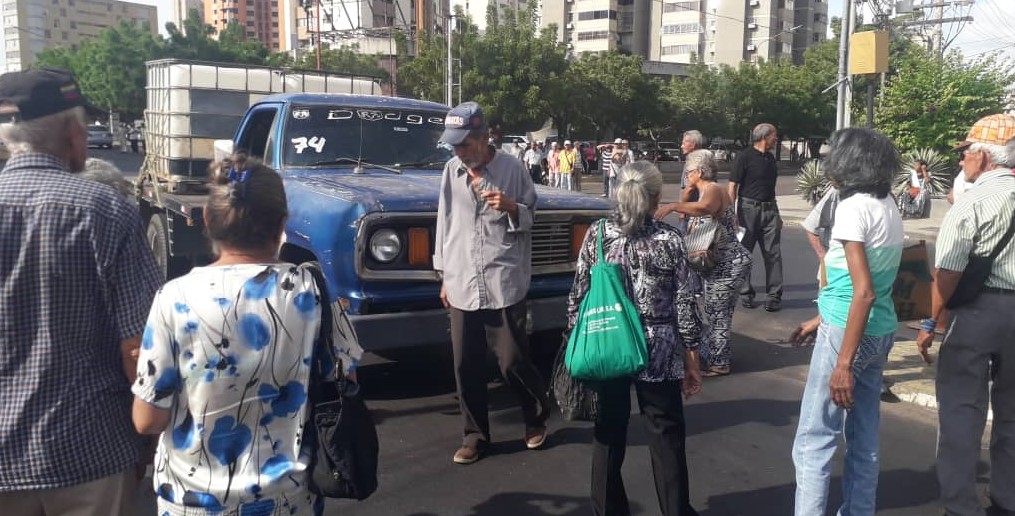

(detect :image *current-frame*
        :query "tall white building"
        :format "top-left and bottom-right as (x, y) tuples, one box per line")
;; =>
(451, 0), (525, 32)
(170, 0), (204, 28)
(0, 0), (157, 72)
(289, 0), (448, 57)
(541, 0), (828, 66)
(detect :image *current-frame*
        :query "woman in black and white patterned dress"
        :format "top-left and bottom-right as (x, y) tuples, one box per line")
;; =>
(656, 150), (752, 377)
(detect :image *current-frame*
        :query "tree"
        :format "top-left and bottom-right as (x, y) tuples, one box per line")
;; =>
(876, 48), (1013, 152)
(565, 51), (664, 139)
(292, 45), (391, 82)
(36, 21), (162, 118)
(397, 2), (570, 133)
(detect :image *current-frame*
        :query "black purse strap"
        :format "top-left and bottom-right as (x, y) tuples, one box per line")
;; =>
(988, 209), (1015, 260)
(304, 263), (344, 404)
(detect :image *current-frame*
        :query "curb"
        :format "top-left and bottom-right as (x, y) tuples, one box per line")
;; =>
(891, 390), (939, 410)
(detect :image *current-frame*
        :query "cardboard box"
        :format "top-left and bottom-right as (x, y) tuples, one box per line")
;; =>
(892, 240), (934, 321)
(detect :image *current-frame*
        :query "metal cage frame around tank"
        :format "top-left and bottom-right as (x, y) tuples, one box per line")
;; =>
(141, 59), (386, 192)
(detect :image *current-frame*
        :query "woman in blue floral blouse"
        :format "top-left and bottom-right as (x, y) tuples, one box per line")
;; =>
(566, 160), (703, 516)
(131, 156), (363, 516)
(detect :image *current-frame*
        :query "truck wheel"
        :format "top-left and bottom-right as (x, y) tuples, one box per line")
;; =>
(147, 215), (190, 280)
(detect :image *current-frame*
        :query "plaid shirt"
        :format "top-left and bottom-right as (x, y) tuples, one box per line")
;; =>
(0, 153), (162, 491)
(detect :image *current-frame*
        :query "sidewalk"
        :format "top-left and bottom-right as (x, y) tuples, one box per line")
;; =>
(884, 334), (940, 410)
(777, 194), (949, 242)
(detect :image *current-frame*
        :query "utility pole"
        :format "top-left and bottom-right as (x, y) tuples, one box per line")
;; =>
(445, 13), (455, 107)
(897, 0), (974, 57)
(835, 0), (857, 130)
(932, 3), (944, 57)
(315, 0), (323, 70)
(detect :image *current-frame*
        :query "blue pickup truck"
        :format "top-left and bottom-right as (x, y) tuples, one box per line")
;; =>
(138, 86), (611, 350)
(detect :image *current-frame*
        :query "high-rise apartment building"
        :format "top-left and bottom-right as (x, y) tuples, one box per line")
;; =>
(205, 0), (290, 50)
(451, 0), (524, 32)
(171, 0), (205, 28)
(0, 0), (157, 73)
(290, 0), (447, 56)
(541, 0), (826, 66)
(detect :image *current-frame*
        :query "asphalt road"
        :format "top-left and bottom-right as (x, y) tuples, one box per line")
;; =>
(101, 149), (973, 515)
(316, 226), (956, 516)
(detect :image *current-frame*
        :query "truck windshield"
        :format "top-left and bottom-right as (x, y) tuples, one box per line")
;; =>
(284, 106), (452, 169)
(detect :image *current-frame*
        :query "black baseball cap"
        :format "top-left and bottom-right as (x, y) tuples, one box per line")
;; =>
(0, 67), (103, 122)
(440, 101), (487, 146)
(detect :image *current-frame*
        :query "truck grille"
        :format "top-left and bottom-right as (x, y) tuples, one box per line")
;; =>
(532, 218), (573, 267)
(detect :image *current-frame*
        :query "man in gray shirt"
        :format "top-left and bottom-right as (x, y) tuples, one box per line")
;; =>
(433, 101), (550, 465)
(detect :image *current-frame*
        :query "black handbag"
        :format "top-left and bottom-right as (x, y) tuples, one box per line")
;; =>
(550, 332), (599, 422)
(304, 265), (379, 500)
(946, 209), (1015, 309)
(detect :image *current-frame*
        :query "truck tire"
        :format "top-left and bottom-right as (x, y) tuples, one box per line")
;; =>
(147, 215), (190, 280)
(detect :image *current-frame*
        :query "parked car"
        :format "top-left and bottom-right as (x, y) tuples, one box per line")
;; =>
(631, 140), (681, 162)
(709, 142), (734, 162)
(654, 141), (682, 161)
(500, 134), (529, 153)
(87, 125), (113, 149)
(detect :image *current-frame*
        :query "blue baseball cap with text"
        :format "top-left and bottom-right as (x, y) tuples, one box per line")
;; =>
(440, 101), (487, 146)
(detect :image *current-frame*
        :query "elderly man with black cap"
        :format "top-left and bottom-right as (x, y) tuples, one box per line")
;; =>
(433, 101), (550, 465)
(0, 68), (161, 514)
(916, 113), (1015, 516)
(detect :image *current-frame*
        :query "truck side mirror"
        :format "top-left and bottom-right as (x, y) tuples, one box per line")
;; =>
(214, 140), (235, 162)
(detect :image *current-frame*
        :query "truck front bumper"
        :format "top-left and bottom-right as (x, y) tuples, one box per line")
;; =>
(349, 295), (568, 351)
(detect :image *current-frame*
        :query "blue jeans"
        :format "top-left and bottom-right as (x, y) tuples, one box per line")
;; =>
(792, 321), (894, 516)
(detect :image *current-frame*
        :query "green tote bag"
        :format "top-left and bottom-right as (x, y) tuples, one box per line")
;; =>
(565, 219), (649, 380)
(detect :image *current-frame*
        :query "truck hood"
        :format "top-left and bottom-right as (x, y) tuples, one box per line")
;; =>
(286, 169), (613, 213)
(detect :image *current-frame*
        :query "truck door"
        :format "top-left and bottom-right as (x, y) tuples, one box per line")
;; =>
(234, 103), (282, 166)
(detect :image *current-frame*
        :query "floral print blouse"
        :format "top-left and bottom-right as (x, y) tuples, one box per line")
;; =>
(566, 217), (702, 382)
(132, 263), (363, 515)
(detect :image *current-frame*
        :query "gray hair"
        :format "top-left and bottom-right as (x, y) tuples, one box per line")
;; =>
(614, 160), (663, 235)
(682, 130), (705, 149)
(684, 149), (717, 180)
(0, 107), (86, 155)
(79, 158), (135, 201)
(825, 128), (899, 199)
(969, 141), (1015, 168)
(751, 123), (776, 143)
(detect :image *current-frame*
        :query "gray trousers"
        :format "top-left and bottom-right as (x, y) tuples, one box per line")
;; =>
(937, 292), (1015, 515)
(450, 302), (550, 447)
(737, 198), (784, 301)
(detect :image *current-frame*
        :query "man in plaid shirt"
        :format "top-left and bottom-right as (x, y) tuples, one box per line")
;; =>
(0, 69), (161, 514)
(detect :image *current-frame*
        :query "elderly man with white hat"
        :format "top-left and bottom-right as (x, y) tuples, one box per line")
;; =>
(916, 113), (1015, 516)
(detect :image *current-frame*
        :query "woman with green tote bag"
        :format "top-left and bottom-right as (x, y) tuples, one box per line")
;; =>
(565, 160), (704, 516)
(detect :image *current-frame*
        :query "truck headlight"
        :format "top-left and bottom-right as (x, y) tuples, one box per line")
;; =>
(369, 229), (402, 263)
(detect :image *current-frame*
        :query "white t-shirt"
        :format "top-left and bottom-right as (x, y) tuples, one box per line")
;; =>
(910, 169), (922, 188)
(952, 170), (975, 202)
(524, 149), (538, 167)
(818, 194), (904, 336)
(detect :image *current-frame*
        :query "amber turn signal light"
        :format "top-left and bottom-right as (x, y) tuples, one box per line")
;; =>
(407, 227), (431, 266)
(571, 223), (590, 259)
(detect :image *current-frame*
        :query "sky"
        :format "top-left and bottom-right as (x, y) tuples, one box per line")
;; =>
(828, 0), (1015, 63)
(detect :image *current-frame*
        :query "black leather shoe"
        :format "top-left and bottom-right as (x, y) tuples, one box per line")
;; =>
(741, 297), (756, 309)
(765, 300), (782, 312)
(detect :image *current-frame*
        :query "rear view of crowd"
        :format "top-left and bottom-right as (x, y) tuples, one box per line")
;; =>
(517, 138), (634, 196)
